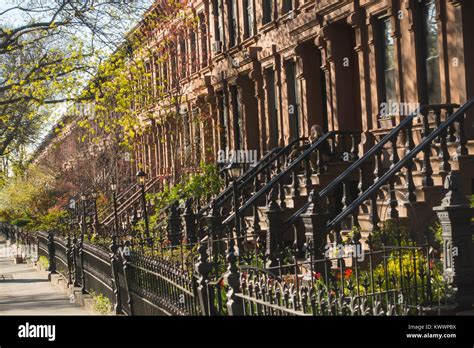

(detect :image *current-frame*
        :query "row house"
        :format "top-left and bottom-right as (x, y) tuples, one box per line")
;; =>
(129, 0), (473, 190)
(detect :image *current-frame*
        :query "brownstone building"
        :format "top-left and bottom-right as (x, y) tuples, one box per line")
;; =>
(117, 0), (473, 184)
(35, 0), (474, 232)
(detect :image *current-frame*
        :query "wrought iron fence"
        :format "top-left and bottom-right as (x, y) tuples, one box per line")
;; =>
(15, 229), (203, 316)
(53, 235), (71, 284)
(126, 250), (200, 315)
(235, 244), (437, 316)
(0, 223), (450, 316)
(37, 231), (49, 264)
(82, 242), (115, 305)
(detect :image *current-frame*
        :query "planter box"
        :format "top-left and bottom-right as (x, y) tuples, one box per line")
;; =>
(379, 117), (395, 128)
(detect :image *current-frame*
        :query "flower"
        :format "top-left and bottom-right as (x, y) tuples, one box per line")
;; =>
(313, 272), (322, 280)
(429, 259), (435, 270)
(218, 278), (225, 288)
(344, 269), (353, 279)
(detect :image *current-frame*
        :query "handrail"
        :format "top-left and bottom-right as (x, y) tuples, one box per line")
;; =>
(324, 99), (473, 232)
(98, 183), (138, 217)
(101, 176), (161, 226)
(196, 148), (280, 216)
(196, 137), (307, 219)
(139, 143), (297, 233)
(284, 105), (436, 226)
(223, 131), (348, 225)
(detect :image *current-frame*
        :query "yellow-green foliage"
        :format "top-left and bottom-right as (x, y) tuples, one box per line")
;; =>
(147, 161), (223, 235)
(35, 208), (69, 234)
(90, 292), (113, 315)
(76, 1), (200, 149)
(38, 255), (49, 269)
(371, 249), (446, 301)
(0, 166), (55, 222)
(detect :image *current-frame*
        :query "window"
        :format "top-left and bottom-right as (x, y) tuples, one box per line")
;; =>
(170, 45), (177, 88)
(190, 30), (197, 74)
(199, 13), (208, 67)
(283, 0), (293, 14)
(423, 0), (441, 104)
(263, 0), (273, 25)
(145, 60), (152, 102)
(154, 57), (162, 93)
(414, 0), (441, 104)
(243, 0), (255, 38)
(230, 85), (243, 150)
(182, 110), (191, 163)
(376, 17), (397, 105)
(217, 91), (228, 150)
(228, 0), (237, 47)
(179, 37), (187, 79)
(285, 60), (300, 140)
(162, 60), (169, 92)
(265, 68), (279, 148)
(213, 0), (224, 46)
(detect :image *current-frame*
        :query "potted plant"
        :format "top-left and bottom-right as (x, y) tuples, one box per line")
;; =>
(379, 113), (395, 128)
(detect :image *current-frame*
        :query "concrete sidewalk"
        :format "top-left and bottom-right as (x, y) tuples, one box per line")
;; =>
(0, 235), (90, 315)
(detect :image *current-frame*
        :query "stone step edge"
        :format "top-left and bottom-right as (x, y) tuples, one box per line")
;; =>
(28, 259), (119, 316)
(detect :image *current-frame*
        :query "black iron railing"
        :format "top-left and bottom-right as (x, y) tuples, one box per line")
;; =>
(236, 243), (435, 316)
(0, 222), (452, 316)
(17, 230), (202, 316)
(197, 137), (307, 219)
(323, 100), (473, 235)
(222, 131), (360, 226)
(284, 101), (470, 235)
(101, 175), (162, 228)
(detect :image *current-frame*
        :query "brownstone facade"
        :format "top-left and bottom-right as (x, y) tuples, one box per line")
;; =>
(35, 0), (474, 192)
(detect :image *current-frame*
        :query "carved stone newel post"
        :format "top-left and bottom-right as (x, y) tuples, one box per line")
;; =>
(433, 171), (474, 309)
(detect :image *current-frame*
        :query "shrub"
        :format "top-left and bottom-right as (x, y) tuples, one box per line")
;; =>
(371, 249), (446, 302)
(34, 208), (69, 234)
(90, 292), (113, 315)
(11, 217), (32, 227)
(146, 161), (224, 239)
(38, 255), (49, 269)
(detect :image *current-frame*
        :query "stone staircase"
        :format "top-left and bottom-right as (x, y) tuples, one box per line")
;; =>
(207, 101), (474, 262)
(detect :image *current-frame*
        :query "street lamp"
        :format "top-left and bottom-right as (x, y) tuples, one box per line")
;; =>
(110, 181), (119, 237)
(136, 169), (150, 239)
(68, 198), (76, 233)
(91, 189), (99, 236)
(224, 162), (242, 248)
(80, 193), (87, 241)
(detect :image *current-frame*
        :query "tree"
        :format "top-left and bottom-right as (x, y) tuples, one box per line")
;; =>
(0, 0), (152, 162)
(77, 0), (214, 182)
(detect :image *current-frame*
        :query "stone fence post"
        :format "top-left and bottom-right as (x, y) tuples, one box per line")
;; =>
(265, 187), (282, 269)
(433, 171), (474, 310)
(195, 237), (213, 316)
(168, 201), (182, 246)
